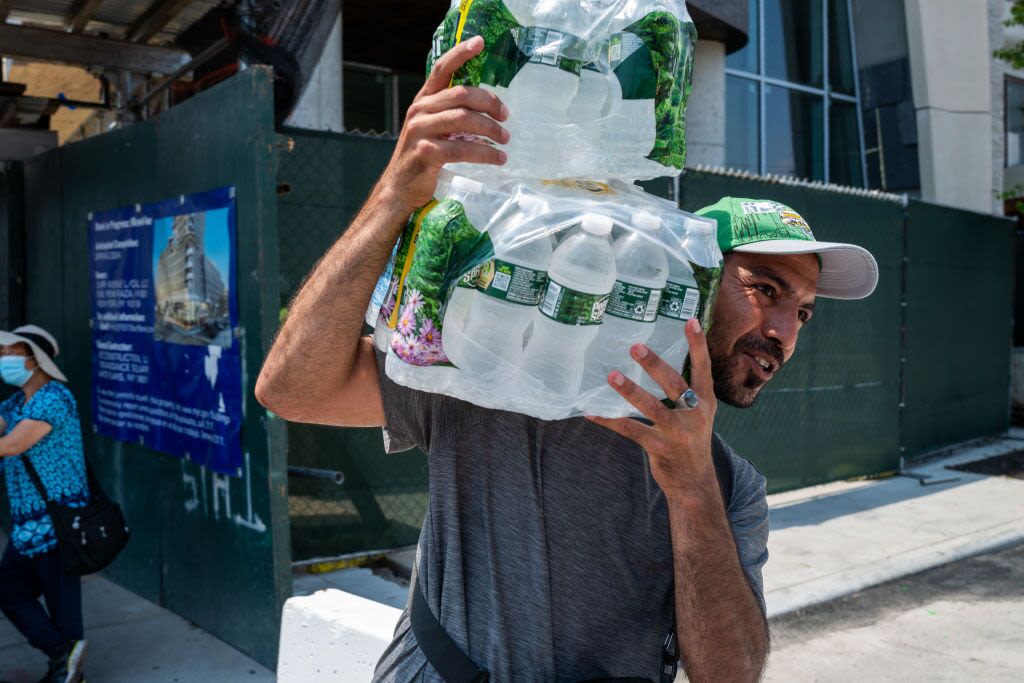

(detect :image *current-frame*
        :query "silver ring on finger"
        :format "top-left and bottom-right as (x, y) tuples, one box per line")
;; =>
(680, 389), (699, 410)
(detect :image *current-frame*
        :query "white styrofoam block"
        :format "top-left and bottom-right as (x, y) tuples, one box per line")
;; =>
(278, 589), (402, 682)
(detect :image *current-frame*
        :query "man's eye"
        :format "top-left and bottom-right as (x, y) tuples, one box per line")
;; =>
(798, 310), (810, 324)
(754, 284), (775, 298)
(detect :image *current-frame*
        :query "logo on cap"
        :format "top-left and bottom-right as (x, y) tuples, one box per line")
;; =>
(779, 208), (813, 237)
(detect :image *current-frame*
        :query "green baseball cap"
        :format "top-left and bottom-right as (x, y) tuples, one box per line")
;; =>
(696, 197), (879, 300)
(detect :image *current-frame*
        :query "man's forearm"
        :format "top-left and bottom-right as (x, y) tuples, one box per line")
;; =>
(668, 478), (769, 683)
(257, 182), (409, 416)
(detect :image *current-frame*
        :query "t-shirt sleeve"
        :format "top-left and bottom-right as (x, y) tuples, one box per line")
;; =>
(374, 347), (447, 454)
(726, 456), (770, 617)
(24, 384), (71, 430)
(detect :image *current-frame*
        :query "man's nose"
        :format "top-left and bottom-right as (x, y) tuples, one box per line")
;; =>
(763, 309), (800, 356)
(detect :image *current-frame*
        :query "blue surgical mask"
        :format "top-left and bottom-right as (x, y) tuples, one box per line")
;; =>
(0, 356), (34, 387)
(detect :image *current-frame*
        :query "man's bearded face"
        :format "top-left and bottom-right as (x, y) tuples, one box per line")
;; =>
(705, 252), (820, 408)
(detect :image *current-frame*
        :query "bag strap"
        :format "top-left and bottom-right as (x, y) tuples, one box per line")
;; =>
(20, 454), (103, 505)
(20, 456), (51, 502)
(411, 578), (489, 683)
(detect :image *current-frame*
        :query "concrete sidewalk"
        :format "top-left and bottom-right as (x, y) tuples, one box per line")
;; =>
(763, 433), (1024, 618)
(0, 572), (275, 683)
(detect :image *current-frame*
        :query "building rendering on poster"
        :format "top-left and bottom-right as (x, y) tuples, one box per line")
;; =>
(89, 187), (242, 476)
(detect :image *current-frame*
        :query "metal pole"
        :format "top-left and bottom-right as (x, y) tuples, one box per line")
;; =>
(133, 37), (230, 111)
(288, 466), (346, 485)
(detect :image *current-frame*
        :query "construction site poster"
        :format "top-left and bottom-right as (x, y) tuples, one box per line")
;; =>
(88, 186), (242, 476)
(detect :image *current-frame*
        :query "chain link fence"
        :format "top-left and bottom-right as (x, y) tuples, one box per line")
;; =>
(276, 129), (429, 562)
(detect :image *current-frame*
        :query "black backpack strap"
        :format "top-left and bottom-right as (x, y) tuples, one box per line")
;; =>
(410, 577), (489, 683)
(661, 435), (735, 683)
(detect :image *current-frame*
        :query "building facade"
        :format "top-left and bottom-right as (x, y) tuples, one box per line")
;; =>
(291, 0), (1009, 217)
(155, 212), (227, 329)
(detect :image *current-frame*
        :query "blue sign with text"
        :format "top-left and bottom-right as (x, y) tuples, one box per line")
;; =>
(89, 187), (242, 476)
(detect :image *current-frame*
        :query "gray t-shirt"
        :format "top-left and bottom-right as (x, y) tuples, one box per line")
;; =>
(372, 352), (769, 682)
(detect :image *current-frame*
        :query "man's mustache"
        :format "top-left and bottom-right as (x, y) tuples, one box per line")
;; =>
(734, 333), (784, 368)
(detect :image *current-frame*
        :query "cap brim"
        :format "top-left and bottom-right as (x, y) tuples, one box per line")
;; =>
(0, 331), (69, 382)
(731, 239), (879, 300)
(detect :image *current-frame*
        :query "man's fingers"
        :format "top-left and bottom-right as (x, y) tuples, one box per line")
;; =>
(630, 343), (689, 401)
(686, 318), (714, 396)
(422, 36), (485, 96)
(414, 108), (510, 145)
(606, 370), (672, 424)
(584, 414), (653, 447)
(412, 85), (509, 123)
(438, 139), (508, 166)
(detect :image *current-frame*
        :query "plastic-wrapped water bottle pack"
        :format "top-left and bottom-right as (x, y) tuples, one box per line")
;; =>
(427, 0), (697, 181)
(367, 174), (722, 420)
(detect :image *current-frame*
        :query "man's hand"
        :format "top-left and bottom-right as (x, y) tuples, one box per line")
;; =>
(586, 317), (717, 498)
(588, 318), (769, 682)
(380, 35), (510, 215)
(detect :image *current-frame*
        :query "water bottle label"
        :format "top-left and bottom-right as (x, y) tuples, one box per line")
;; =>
(606, 281), (661, 323)
(457, 264), (483, 289)
(516, 26), (586, 75)
(539, 280), (610, 326)
(609, 32), (655, 100)
(478, 258), (549, 306)
(657, 282), (700, 321)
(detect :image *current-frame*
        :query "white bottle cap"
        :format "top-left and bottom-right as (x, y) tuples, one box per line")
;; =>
(449, 175), (484, 196)
(684, 216), (716, 235)
(633, 210), (662, 232)
(519, 193), (547, 213)
(581, 213), (613, 236)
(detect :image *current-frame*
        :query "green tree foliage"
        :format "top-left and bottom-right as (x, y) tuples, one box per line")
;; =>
(995, 0), (1024, 69)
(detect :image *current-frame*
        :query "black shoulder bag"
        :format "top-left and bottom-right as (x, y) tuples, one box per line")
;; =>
(22, 456), (130, 576)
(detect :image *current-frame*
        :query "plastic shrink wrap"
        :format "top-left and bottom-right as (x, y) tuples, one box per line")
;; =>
(426, 0), (697, 181)
(367, 174), (722, 420)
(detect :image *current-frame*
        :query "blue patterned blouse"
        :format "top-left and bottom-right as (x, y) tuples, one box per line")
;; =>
(0, 381), (90, 557)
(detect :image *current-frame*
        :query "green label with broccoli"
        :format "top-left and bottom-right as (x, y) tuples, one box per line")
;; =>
(478, 258), (548, 305)
(539, 279), (609, 326)
(657, 281), (700, 321)
(605, 281), (661, 323)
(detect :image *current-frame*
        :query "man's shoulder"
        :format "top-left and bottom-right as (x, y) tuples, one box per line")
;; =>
(712, 433), (768, 507)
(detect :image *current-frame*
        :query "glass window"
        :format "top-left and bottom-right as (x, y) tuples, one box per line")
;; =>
(765, 85), (824, 180)
(343, 67), (389, 133)
(764, 0), (823, 88)
(1007, 78), (1024, 167)
(726, 76), (761, 172)
(829, 0), (856, 95)
(830, 101), (863, 186)
(726, 0), (760, 74)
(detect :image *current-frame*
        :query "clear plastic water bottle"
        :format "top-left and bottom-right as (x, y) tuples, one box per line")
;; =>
(519, 214), (616, 401)
(440, 176), (491, 365)
(580, 211), (668, 415)
(501, 2), (586, 175)
(640, 245), (702, 399)
(452, 193), (553, 377)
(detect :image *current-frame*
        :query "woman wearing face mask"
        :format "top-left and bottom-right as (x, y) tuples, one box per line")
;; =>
(0, 325), (89, 683)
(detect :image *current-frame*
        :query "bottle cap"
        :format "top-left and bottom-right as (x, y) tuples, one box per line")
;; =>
(581, 213), (613, 236)
(633, 210), (662, 232)
(684, 216), (716, 235)
(449, 175), (484, 196)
